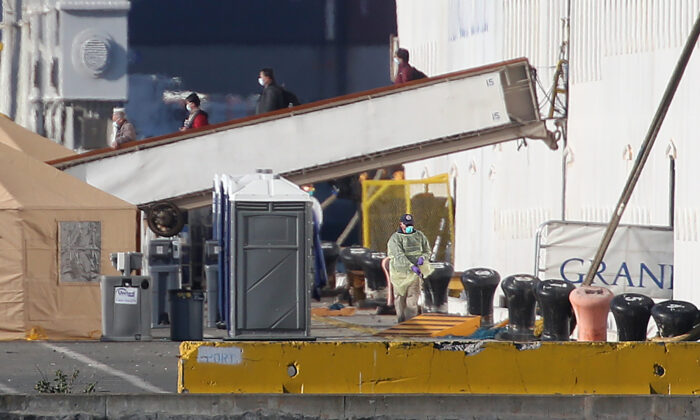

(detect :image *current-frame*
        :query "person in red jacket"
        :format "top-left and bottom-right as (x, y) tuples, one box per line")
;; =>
(393, 48), (427, 84)
(394, 48), (414, 84)
(180, 93), (209, 131)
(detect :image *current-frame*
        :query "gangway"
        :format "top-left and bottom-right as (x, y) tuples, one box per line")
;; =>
(51, 58), (557, 208)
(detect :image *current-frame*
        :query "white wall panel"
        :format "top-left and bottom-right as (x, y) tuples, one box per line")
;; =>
(400, 0), (566, 276)
(566, 2), (700, 304)
(399, 0), (700, 304)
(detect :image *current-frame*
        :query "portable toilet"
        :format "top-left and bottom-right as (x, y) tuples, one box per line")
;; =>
(225, 169), (313, 339)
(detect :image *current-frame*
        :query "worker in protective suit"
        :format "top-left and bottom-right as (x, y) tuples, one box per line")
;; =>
(387, 213), (433, 322)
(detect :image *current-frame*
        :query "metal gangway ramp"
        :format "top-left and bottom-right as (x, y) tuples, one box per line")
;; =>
(51, 58), (556, 208)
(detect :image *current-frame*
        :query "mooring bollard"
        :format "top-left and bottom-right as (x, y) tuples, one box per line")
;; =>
(421, 262), (454, 313)
(535, 279), (576, 341)
(460, 268), (501, 327)
(569, 285), (614, 341)
(610, 293), (655, 341)
(321, 242), (340, 289)
(651, 300), (699, 338)
(496, 274), (539, 340)
(360, 251), (388, 291)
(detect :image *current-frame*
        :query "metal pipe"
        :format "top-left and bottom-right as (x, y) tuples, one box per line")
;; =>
(0, 0), (21, 118)
(560, 127), (568, 220)
(561, 0), (571, 221)
(669, 158), (675, 229)
(583, 12), (700, 286)
(320, 194), (337, 209)
(336, 211), (359, 246)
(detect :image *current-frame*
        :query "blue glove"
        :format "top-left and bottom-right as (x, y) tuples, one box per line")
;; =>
(411, 265), (421, 275)
(417, 257), (425, 266)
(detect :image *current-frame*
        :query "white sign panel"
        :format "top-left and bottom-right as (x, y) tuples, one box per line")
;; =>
(114, 286), (139, 304)
(536, 221), (673, 299)
(197, 346), (242, 365)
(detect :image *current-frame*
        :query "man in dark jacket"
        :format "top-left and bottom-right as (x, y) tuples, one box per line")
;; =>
(255, 68), (286, 114)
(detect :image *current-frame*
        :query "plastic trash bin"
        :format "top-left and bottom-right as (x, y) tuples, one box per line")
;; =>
(169, 289), (204, 341)
(100, 275), (152, 341)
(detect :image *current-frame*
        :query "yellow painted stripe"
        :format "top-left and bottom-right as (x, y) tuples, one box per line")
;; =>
(375, 314), (480, 337)
(178, 341), (700, 395)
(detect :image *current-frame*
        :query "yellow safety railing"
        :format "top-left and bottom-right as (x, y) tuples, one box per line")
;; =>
(361, 174), (454, 262)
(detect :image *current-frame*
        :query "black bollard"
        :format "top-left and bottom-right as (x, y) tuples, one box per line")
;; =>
(360, 251), (388, 291)
(610, 293), (654, 341)
(535, 279), (576, 341)
(461, 268), (500, 327)
(339, 246), (369, 272)
(496, 274), (539, 341)
(321, 242), (340, 289)
(651, 300), (699, 338)
(421, 262), (454, 313)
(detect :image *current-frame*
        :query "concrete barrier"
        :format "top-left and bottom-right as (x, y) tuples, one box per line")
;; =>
(0, 394), (698, 419)
(179, 341), (700, 394)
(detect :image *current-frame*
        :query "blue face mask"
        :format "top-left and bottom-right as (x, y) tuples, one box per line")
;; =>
(405, 226), (414, 234)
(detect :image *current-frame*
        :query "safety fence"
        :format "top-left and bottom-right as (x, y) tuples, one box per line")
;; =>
(361, 174), (454, 262)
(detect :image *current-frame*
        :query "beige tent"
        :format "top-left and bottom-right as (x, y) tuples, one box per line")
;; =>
(0, 143), (136, 340)
(0, 114), (76, 162)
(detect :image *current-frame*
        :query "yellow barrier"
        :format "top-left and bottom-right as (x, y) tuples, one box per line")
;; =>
(179, 341), (700, 394)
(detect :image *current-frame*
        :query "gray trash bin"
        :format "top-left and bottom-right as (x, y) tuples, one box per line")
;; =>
(169, 289), (204, 341)
(101, 276), (152, 341)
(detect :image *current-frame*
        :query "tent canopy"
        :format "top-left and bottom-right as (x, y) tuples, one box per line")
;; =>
(0, 143), (136, 340)
(0, 142), (132, 210)
(0, 114), (75, 162)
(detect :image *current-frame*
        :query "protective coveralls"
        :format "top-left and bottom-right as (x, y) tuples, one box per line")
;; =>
(387, 228), (433, 321)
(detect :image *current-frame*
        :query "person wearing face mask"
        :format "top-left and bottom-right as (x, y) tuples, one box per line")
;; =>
(387, 213), (433, 322)
(180, 93), (209, 131)
(255, 68), (286, 115)
(394, 48), (427, 85)
(109, 107), (136, 148)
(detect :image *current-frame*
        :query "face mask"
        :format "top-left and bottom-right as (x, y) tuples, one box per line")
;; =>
(394, 57), (400, 64)
(405, 226), (414, 234)
(258, 77), (265, 86)
(186, 103), (193, 112)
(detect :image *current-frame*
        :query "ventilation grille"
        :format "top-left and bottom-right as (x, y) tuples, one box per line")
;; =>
(81, 38), (110, 74)
(235, 201), (269, 211)
(272, 202), (306, 211)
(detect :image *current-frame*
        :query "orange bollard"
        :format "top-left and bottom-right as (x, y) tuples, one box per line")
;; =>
(569, 285), (614, 341)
